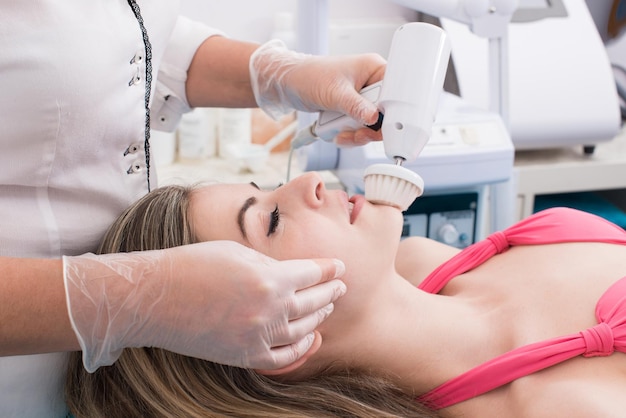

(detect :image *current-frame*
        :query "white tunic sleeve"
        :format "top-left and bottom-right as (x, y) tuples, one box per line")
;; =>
(150, 16), (225, 132)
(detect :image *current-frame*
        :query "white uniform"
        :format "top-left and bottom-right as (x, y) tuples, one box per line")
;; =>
(0, 1), (221, 416)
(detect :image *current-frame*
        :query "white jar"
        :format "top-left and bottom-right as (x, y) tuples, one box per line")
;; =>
(149, 129), (177, 166)
(177, 108), (217, 162)
(217, 108), (252, 159)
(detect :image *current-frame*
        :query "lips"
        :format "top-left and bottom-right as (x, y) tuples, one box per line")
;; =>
(349, 195), (365, 224)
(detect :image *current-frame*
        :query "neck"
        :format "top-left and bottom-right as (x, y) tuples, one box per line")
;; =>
(314, 269), (463, 395)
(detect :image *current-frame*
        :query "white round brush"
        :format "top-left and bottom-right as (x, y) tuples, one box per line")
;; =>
(363, 163), (424, 211)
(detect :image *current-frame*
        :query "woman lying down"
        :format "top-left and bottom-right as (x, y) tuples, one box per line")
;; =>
(65, 172), (626, 418)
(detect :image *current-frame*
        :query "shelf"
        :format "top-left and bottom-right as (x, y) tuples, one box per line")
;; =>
(513, 124), (626, 219)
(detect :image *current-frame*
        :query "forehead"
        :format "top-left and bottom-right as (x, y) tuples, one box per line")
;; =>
(188, 183), (258, 240)
(191, 182), (253, 201)
(189, 182), (263, 214)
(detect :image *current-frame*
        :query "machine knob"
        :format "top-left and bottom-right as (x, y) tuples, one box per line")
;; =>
(438, 224), (459, 245)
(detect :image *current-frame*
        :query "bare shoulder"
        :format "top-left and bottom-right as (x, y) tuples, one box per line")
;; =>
(395, 237), (461, 287)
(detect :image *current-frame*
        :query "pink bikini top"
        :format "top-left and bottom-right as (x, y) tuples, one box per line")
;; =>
(416, 207), (626, 410)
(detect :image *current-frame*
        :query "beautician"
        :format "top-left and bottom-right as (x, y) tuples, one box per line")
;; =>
(0, 1), (385, 416)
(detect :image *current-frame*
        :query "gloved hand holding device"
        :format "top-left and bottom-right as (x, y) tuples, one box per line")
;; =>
(63, 240), (346, 372)
(249, 39), (386, 146)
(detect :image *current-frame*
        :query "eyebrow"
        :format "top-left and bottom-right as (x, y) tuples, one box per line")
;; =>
(238, 196), (257, 241)
(237, 182), (262, 240)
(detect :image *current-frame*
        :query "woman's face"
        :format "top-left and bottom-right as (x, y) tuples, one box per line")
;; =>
(189, 172), (405, 374)
(188, 172), (403, 285)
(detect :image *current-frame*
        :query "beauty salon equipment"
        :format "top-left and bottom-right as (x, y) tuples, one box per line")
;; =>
(436, 0), (621, 152)
(291, 22), (452, 211)
(295, 1), (516, 247)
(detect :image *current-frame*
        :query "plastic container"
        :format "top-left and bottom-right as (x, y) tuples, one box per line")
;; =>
(177, 108), (217, 162)
(217, 108), (252, 159)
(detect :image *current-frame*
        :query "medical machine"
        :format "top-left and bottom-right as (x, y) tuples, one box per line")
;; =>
(294, 1), (515, 247)
(435, 0), (622, 152)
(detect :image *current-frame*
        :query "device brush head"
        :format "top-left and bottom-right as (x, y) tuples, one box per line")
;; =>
(363, 163), (424, 211)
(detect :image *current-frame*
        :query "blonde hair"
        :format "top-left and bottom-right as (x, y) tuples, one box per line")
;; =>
(65, 184), (438, 418)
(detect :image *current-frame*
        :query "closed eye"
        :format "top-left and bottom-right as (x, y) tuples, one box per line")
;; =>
(267, 204), (280, 237)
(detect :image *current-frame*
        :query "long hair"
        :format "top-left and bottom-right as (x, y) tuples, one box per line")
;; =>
(65, 184), (439, 418)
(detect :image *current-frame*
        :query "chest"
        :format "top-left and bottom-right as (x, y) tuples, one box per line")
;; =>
(446, 353), (626, 418)
(453, 243), (626, 338)
(0, 0), (178, 185)
(1, 0), (176, 113)
(437, 242), (626, 415)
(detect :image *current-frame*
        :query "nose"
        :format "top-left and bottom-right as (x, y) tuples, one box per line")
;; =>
(286, 172), (325, 208)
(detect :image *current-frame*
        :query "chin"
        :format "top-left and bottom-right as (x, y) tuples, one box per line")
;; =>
(362, 204), (404, 261)
(376, 203), (405, 236)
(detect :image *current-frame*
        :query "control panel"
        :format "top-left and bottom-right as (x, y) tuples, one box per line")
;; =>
(401, 192), (478, 248)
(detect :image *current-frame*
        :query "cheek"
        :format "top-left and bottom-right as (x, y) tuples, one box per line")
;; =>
(273, 219), (344, 261)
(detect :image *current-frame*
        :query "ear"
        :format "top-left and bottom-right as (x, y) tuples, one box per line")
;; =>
(255, 331), (323, 376)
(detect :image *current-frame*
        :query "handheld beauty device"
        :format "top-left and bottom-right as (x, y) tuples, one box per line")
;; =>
(364, 22), (451, 210)
(291, 22), (451, 211)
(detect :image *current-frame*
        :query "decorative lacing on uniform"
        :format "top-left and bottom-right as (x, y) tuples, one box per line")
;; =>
(127, 0), (153, 191)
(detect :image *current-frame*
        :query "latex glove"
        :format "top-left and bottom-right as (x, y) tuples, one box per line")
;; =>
(249, 40), (386, 145)
(63, 240), (346, 372)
